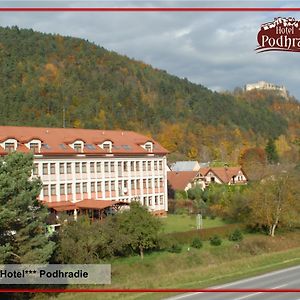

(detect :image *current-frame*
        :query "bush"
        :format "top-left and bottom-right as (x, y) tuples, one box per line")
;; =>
(229, 229), (244, 242)
(191, 237), (203, 249)
(167, 239), (183, 253)
(158, 236), (182, 253)
(210, 235), (222, 246)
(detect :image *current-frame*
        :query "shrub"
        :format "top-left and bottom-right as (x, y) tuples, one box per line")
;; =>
(210, 235), (222, 246)
(158, 236), (183, 253)
(167, 239), (183, 253)
(229, 229), (244, 242)
(191, 237), (203, 249)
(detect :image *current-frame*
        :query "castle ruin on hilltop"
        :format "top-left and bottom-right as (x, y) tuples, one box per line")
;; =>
(245, 81), (288, 99)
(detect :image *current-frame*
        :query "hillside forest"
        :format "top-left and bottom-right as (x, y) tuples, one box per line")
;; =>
(1, 26), (300, 166)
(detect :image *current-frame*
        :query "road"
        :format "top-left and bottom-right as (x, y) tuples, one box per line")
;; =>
(165, 265), (300, 300)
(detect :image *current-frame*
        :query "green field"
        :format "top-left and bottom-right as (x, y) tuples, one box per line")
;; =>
(161, 214), (227, 233)
(43, 231), (300, 300)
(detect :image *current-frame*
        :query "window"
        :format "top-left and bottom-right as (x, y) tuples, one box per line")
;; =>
(91, 182), (95, 192)
(154, 161), (158, 171)
(147, 161), (151, 171)
(75, 162), (80, 173)
(50, 184), (56, 196)
(145, 144), (152, 152)
(159, 178), (163, 187)
(160, 195), (164, 205)
(111, 181), (115, 191)
(67, 183), (72, 194)
(76, 183), (81, 194)
(83, 182), (87, 193)
(148, 179), (152, 189)
(96, 162), (101, 173)
(67, 163), (72, 174)
(59, 163), (64, 174)
(29, 143), (39, 153)
(102, 142), (112, 152)
(33, 163), (38, 175)
(144, 142), (153, 152)
(143, 197), (147, 206)
(43, 163), (48, 175)
(149, 196), (152, 206)
(60, 184), (65, 195)
(50, 163), (55, 175)
(130, 161), (134, 172)
(82, 162), (87, 173)
(104, 162), (109, 172)
(155, 196), (158, 205)
(90, 162), (95, 173)
(143, 179), (147, 189)
(97, 181), (101, 192)
(118, 162), (122, 173)
(123, 162), (128, 172)
(136, 179), (140, 190)
(136, 161), (140, 171)
(131, 180), (135, 190)
(43, 185), (49, 196)
(74, 143), (82, 152)
(4, 142), (15, 153)
(105, 181), (109, 192)
(155, 178), (158, 188)
(159, 161), (163, 170)
(110, 162), (115, 172)
(142, 161), (146, 171)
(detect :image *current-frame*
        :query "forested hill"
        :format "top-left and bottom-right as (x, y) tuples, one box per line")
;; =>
(0, 26), (300, 163)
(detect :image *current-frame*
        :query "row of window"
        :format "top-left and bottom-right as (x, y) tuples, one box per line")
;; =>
(5, 142), (39, 153)
(34, 160), (164, 176)
(3, 140), (153, 154)
(43, 178), (164, 196)
(143, 195), (164, 206)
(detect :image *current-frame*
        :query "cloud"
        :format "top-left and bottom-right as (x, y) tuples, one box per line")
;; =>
(0, 1), (300, 98)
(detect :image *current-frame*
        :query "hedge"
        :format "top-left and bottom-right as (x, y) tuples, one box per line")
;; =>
(164, 223), (245, 244)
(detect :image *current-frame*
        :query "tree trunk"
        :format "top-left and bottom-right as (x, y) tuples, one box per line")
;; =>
(139, 246), (144, 260)
(270, 222), (278, 237)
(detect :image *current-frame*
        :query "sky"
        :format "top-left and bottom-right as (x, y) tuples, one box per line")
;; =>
(0, 1), (300, 98)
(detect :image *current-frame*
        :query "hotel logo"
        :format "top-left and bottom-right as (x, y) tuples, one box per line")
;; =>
(256, 17), (300, 53)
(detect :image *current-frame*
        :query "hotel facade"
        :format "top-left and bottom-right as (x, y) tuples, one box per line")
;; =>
(0, 126), (169, 215)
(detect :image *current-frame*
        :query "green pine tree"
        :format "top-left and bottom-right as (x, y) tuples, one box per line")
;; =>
(0, 152), (56, 263)
(265, 138), (279, 164)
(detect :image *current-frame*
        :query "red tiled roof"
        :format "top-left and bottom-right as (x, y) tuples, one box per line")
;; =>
(204, 167), (245, 184)
(42, 199), (127, 212)
(167, 171), (198, 190)
(43, 201), (76, 211)
(198, 167), (210, 176)
(0, 126), (168, 156)
(75, 199), (123, 210)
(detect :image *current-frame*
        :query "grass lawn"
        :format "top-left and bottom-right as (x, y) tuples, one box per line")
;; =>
(45, 231), (300, 300)
(161, 214), (227, 233)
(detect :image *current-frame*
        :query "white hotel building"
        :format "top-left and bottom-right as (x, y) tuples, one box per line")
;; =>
(0, 126), (168, 216)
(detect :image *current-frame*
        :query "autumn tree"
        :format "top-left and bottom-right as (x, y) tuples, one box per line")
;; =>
(246, 171), (300, 236)
(239, 147), (267, 180)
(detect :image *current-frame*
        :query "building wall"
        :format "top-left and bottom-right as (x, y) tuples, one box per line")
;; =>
(33, 155), (168, 213)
